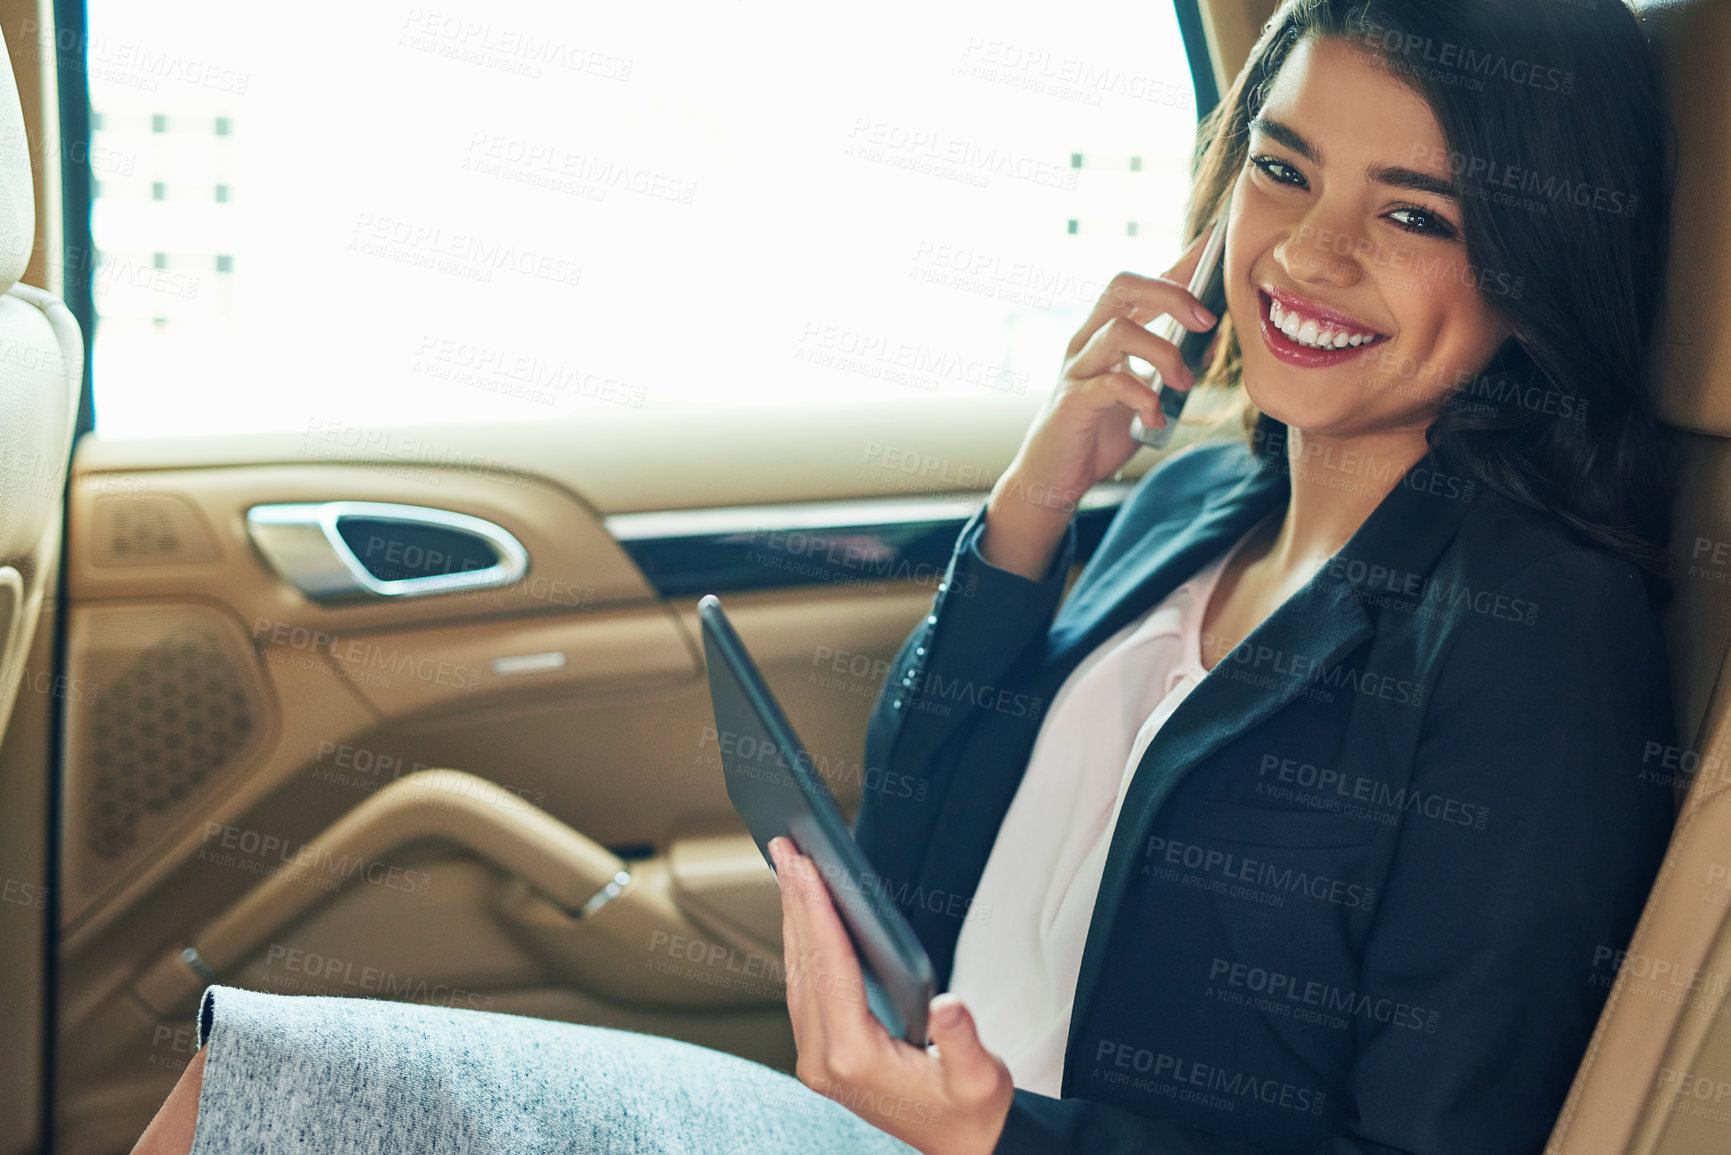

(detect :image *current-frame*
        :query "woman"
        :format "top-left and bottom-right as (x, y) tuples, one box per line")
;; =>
(135, 1), (1677, 1152)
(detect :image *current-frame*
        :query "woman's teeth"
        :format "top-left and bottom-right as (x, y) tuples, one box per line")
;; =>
(1269, 297), (1379, 349)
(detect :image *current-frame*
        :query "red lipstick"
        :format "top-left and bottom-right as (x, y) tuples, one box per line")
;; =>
(1255, 288), (1390, 369)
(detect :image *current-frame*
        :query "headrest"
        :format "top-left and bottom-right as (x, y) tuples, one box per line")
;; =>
(0, 31), (32, 294)
(1640, 0), (1731, 435)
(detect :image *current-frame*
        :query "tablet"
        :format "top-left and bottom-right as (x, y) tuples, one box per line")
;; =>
(697, 593), (937, 1046)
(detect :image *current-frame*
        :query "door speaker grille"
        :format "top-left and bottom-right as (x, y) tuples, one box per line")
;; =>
(84, 628), (257, 860)
(89, 493), (220, 567)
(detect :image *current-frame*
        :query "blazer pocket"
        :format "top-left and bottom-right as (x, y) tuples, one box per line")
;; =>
(1184, 797), (1382, 849)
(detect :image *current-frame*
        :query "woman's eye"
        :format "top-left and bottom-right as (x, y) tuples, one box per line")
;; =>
(1387, 206), (1460, 240)
(1250, 155), (1307, 189)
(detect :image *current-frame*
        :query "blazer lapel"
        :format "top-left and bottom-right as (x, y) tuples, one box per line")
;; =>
(1048, 459), (1288, 670)
(1060, 446), (1480, 1081)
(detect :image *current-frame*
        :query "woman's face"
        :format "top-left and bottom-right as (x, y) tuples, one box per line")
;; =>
(1224, 35), (1512, 440)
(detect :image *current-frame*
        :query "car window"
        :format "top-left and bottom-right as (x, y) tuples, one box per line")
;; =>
(78, 0), (1200, 438)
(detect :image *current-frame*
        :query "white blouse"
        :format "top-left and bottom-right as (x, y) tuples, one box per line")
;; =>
(946, 521), (1263, 1096)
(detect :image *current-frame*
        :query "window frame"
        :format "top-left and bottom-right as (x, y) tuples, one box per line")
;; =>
(52, 1), (1221, 443)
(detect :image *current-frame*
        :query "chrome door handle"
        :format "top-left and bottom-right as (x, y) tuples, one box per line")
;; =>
(245, 501), (528, 601)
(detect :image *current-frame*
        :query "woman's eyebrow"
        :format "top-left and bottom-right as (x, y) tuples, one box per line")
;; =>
(1249, 114), (1460, 201)
(1248, 115), (1315, 161)
(1368, 164), (1461, 202)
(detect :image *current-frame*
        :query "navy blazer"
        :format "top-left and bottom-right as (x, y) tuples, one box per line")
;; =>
(854, 437), (1675, 1155)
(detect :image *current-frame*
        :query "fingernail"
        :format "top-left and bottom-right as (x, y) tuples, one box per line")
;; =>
(934, 998), (964, 1028)
(1192, 304), (1216, 328)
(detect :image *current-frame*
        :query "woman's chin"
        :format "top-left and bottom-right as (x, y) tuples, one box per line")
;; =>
(1240, 379), (1338, 436)
(1242, 371), (1412, 446)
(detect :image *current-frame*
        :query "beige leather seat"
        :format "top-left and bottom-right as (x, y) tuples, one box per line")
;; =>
(0, 35), (83, 749)
(1546, 2), (1731, 1151)
(0, 20), (91, 1152)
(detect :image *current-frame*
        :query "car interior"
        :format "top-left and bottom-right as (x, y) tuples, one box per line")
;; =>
(3, 0), (1731, 1151)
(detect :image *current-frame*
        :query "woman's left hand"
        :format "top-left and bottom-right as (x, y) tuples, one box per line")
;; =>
(770, 836), (1015, 1155)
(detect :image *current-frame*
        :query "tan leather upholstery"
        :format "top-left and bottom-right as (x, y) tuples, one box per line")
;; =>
(0, 18), (36, 292)
(0, 27), (78, 750)
(1196, 0), (1279, 96)
(0, 26), (68, 734)
(1546, 2), (1731, 1152)
(0, 15), (85, 1155)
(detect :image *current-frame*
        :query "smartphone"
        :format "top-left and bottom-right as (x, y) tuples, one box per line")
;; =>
(1128, 197), (1231, 448)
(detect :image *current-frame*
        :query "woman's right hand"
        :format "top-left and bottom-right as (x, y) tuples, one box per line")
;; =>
(978, 233), (1222, 580)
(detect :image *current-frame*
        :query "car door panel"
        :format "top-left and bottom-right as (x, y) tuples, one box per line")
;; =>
(54, 407), (1160, 1150)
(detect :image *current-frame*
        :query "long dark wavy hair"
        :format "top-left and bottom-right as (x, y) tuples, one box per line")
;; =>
(1188, 0), (1675, 604)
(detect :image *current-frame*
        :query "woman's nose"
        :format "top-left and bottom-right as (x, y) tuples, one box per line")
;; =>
(1273, 207), (1374, 290)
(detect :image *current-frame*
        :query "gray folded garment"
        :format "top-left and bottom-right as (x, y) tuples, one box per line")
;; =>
(186, 984), (920, 1154)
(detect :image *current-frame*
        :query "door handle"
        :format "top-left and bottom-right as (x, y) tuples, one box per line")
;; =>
(245, 501), (528, 601)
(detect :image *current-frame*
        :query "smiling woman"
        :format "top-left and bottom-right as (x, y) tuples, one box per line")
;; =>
(1191, 0), (1672, 592)
(133, 2), (1680, 1154)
